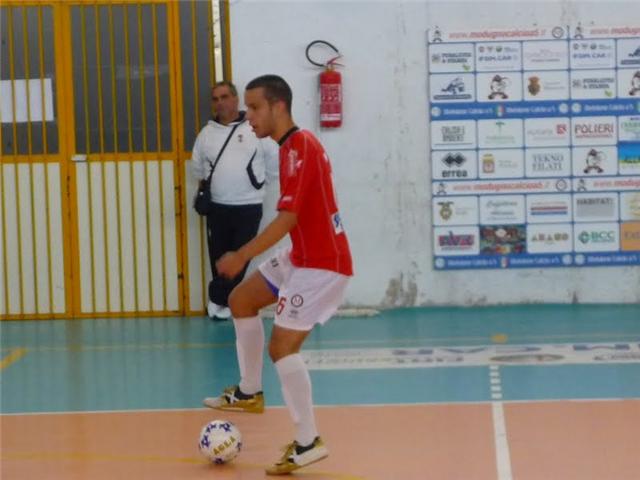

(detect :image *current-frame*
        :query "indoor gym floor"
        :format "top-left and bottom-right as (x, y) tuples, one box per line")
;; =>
(1, 304), (639, 479)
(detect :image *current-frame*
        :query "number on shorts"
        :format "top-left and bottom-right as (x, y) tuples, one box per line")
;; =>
(276, 297), (287, 315)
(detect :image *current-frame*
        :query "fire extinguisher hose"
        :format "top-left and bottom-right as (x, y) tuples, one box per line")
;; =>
(305, 40), (342, 68)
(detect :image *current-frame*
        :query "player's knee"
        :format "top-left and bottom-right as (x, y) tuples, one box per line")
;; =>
(228, 287), (247, 317)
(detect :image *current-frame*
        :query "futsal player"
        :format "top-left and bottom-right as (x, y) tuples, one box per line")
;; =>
(203, 74), (353, 475)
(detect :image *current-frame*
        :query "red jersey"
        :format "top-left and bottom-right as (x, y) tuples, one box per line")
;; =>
(277, 128), (353, 276)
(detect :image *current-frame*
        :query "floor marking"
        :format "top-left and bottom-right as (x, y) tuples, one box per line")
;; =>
(0, 451), (365, 479)
(489, 365), (513, 480)
(2, 398), (638, 417)
(0, 347), (27, 370)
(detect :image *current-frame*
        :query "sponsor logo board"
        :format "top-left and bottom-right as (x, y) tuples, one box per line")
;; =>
(621, 222), (640, 251)
(574, 222), (620, 252)
(477, 119), (523, 148)
(573, 193), (619, 222)
(526, 194), (572, 223)
(572, 146), (617, 176)
(616, 39), (640, 68)
(570, 69), (616, 99)
(429, 43), (475, 73)
(432, 150), (478, 180)
(433, 196), (478, 226)
(478, 149), (524, 179)
(571, 116), (617, 146)
(569, 39), (615, 69)
(617, 68), (640, 98)
(479, 195), (526, 224)
(429, 74), (476, 102)
(477, 72), (523, 102)
(475, 42), (521, 71)
(525, 148), (571, 177)
(522, 40), (569, 70)
(433, 226), (480, 256)
(523, 71), (569, 101)
(618, 143), (640, 175)
(431, 120), (477, 150)
(620, 192), (640, 221)
(525, 117), (570, 147)
(527, 223), (572, 253)
(618, 116), (640, 142)
(479, 224), (526, 255)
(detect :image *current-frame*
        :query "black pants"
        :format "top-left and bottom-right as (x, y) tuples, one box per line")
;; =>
(206, 202), (263, 307)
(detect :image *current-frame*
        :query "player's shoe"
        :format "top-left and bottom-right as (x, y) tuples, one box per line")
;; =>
(214, 306), (231, 320)
(265, 437), (328, 475)
(203, 386), (264, 413)
(207, 301), (222, 319)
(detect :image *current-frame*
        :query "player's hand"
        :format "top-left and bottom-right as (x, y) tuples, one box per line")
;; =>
(216, 251), (246, 279)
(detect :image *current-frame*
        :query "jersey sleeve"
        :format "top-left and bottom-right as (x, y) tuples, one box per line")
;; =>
(190, 129), (208, 180)
(277, 135), (317, 214)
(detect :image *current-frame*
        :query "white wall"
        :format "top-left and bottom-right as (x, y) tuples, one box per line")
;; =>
(230, 0), (640, 307)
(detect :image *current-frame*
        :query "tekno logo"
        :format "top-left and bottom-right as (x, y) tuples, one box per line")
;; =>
(583, 149), (606, 174)
(531, 151), (566, 173)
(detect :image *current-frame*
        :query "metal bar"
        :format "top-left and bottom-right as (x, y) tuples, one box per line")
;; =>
(138, 4), (152, 310)
(123, 4), (139, 311)
(167, 0), (187, 314)
(108, 4), (123, 311)
(152, 4), (167, 310)
(38, 6), (53, 315)
(190, 0), (200, 134)
(220, 0), (232, 81)
(80, 5), (96, 313)
(95, 4), (111, 312)
(207, 0), (214, 85)
(7, 6), (24, 314)
(23, 5), (39, 314)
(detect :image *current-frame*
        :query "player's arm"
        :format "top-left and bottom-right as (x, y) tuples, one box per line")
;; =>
(216, 210), (297, 278)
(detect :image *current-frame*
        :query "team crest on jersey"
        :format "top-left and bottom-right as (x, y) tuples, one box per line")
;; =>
(332, 212), (344, 234)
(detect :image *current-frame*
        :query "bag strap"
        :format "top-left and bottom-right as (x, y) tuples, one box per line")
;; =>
(205, 121), (242, 182)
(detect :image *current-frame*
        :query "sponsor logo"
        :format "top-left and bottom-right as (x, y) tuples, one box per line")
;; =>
(291, 294), (304, 308)
(629, 71), (640, 96)
(572, 117), (616, 144)
(570, 40), (615, 67)
(578, 229), (615, 244)
(525, 121), (569, 146)
(571, 73), (616, 97)
(524, 47), (566, 65)
(620, 45), (640, 66)
(583, 148), (606, 174)
(480, 225), (526, 255)
(622, 192), (640, 220)
(575, 196), (617, 219)
(530, 231), (570, 243)
(479, 120), (522, 147)
(439, 201), (453, 220)
(442, 125), (465, 143)
(621, 222), (640, 251)
(438, 231), (475, 250)
(531, 151), (565, 173)
(487, 74), (510, 100)
(432, 121), (476, 149)
(618, 144), (640, 171)
(530, 203), (568, 217)
(482, 153), (495, 173)
(619, 116), (640, 141)
(432, 75), (474, 101)
(439, 152), (470, 178)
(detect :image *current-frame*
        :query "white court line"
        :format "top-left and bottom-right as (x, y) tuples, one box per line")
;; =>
(489, 365), (513, 480)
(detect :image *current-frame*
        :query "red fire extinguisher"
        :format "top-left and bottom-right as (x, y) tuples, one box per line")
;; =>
(306, 40), (343, 128)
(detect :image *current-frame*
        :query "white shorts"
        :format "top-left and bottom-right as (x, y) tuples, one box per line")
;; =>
(258, 249), (350, 331)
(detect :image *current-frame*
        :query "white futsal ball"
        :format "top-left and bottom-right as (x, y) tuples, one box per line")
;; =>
(198, 420), (242, 464)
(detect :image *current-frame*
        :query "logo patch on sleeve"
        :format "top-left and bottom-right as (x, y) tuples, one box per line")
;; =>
(332, 212), (344, 234)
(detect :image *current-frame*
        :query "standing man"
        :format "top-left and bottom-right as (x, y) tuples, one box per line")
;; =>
(203, 75), (353, 475)
(192, 81), (277, 321)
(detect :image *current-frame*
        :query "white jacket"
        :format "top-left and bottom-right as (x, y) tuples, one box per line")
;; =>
(191, 114), (279, 205)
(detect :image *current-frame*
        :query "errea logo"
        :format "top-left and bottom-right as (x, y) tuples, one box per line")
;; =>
(332, 212), (344, 234)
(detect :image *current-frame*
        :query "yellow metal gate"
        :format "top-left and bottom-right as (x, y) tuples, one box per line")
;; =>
(1, 0), (230, 319)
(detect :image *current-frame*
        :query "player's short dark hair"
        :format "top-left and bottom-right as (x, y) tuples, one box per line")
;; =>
(246, 75), (292, 113)
(212, 80), (237, 97)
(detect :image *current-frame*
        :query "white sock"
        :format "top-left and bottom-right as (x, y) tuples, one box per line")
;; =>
(275, 353), (318, 446)
(233, 316), (264, 394)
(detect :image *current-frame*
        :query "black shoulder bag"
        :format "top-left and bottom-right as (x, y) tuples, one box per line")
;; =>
(193, 122), (241, 216)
